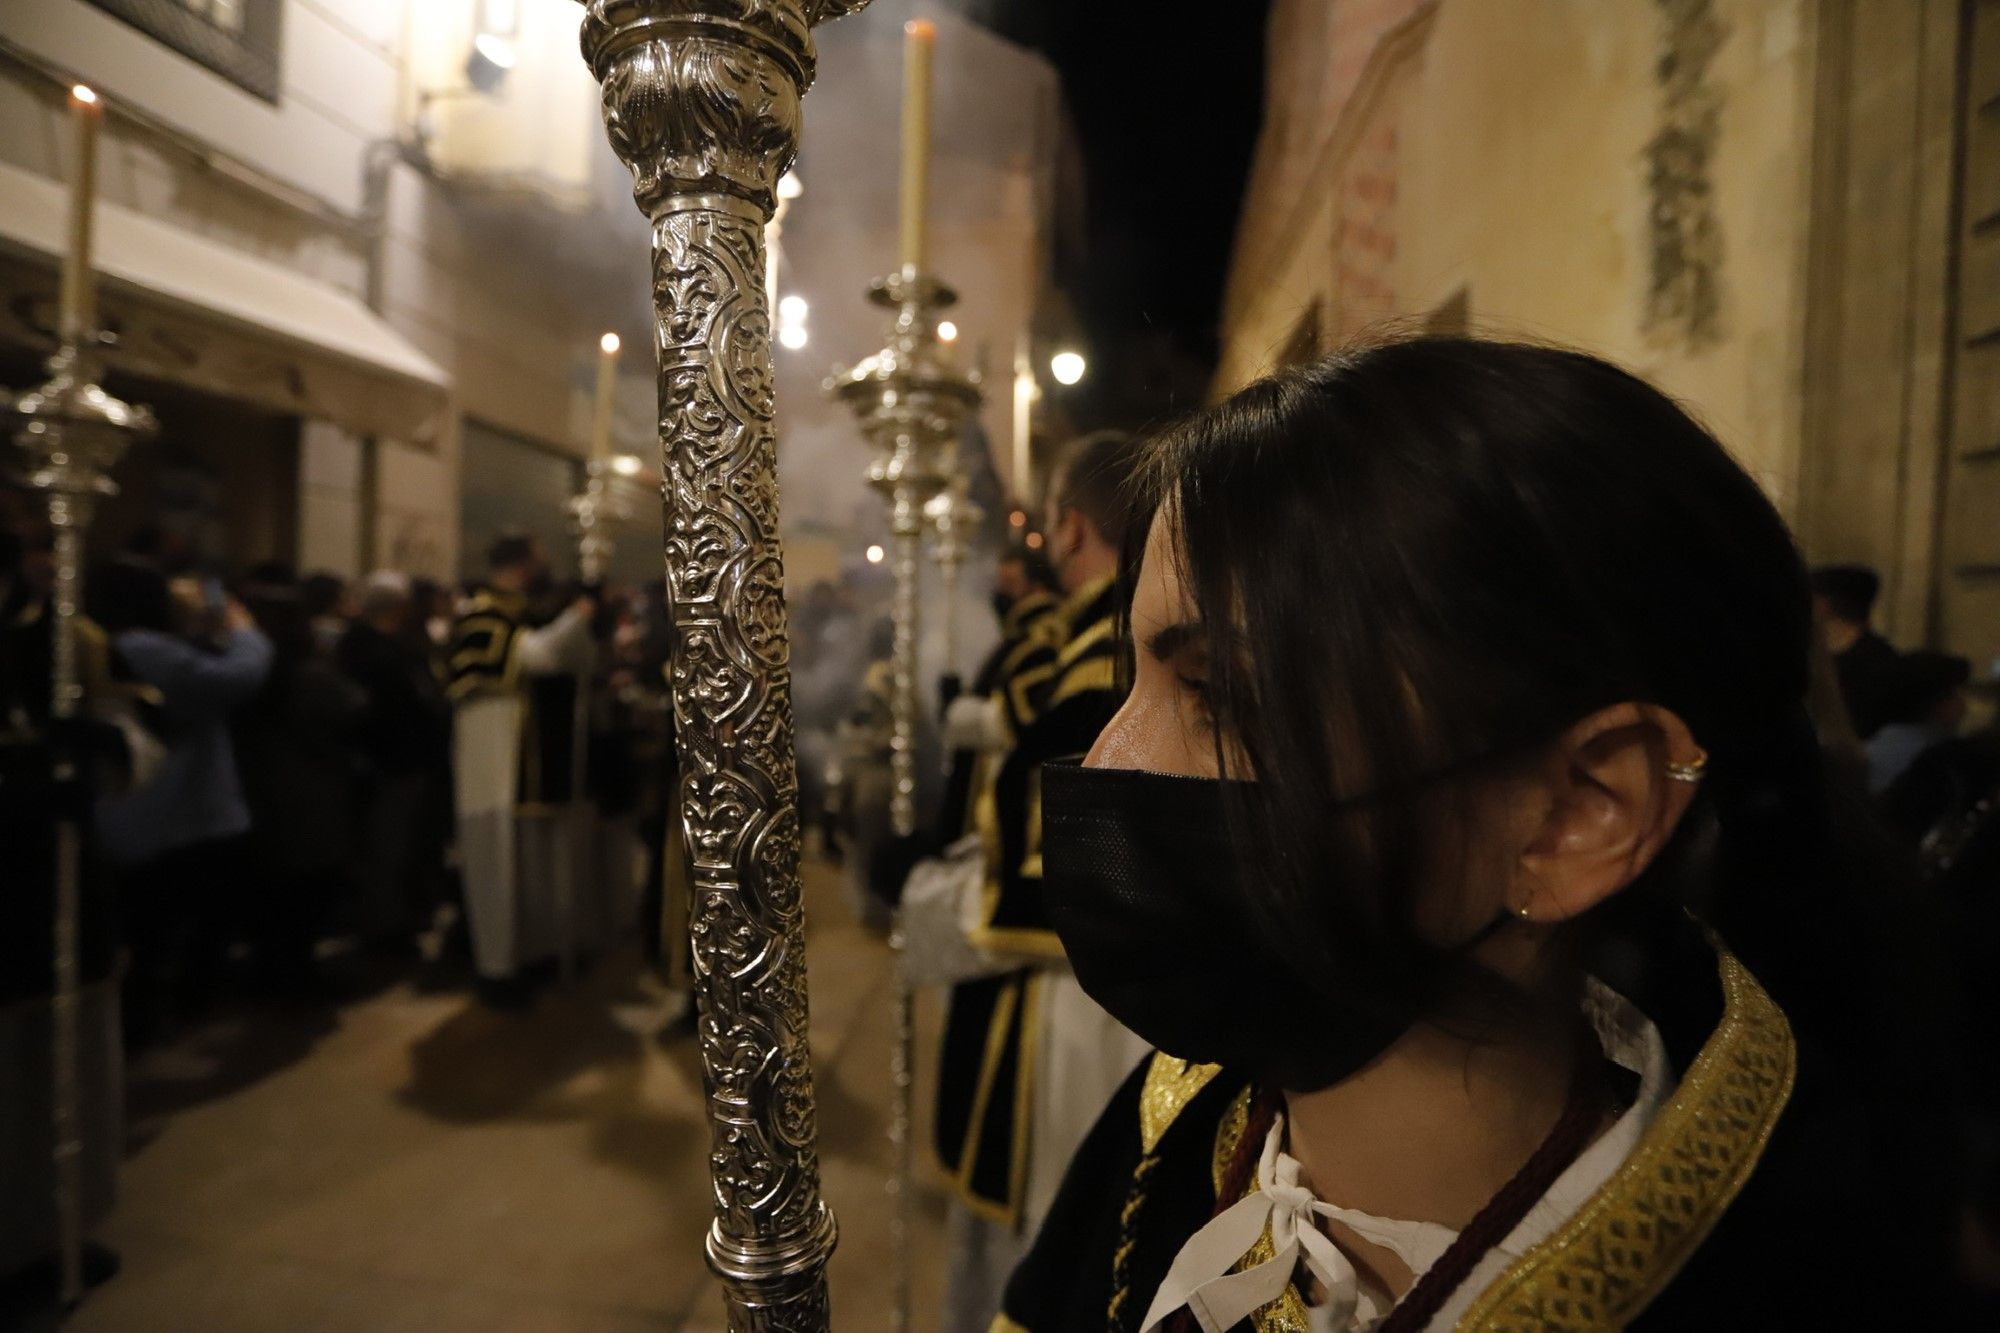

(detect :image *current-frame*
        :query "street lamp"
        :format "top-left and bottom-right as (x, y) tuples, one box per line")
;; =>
(778, 294), (809, 350)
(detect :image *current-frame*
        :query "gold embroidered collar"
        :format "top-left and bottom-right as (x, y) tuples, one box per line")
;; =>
(1457, 948), (1795, 1330)
(1148, 944), (1796, 1333)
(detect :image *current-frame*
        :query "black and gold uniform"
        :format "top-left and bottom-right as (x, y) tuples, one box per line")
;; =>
(939, 588), (1066, 849)
(445, 589), (529, 695)
(935, 574), (1124, 1223)
(995, 919), (1937, 1332)
(447, 586), (578, 807)
(976, 587), (1064, 701)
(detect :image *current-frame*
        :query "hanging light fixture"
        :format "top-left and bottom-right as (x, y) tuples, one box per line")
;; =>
(466, 0), (520, 94)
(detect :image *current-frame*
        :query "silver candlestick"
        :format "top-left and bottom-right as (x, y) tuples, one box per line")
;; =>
(830, 272), (982, 838)
(581, 2), (868, 1326)
(831, 269), (981, 1333)
(561, 461), (630, 980)
(568, 458), (627, 588)
(924, 477), (980, 687)
(3, 339), (155, 1308)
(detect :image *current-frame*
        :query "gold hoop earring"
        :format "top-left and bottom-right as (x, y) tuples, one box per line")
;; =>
(1666, 749), (1709, 784)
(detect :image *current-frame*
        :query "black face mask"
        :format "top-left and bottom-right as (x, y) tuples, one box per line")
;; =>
(1041, 761), (1507, 1093)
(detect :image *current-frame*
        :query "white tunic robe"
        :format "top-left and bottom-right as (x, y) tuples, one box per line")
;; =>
(452, 603), (606, 980)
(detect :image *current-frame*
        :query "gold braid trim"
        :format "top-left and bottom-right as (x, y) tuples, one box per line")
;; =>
(1208, 1086), (1312, 1332)
(1105, 1056), (1226, 1329)
(1048, 655), (1119, 709)
(1107, 1150), (1162, 1332)
(1142, 1053), (1224, 1154)
(1456, 948), (1796, 1331)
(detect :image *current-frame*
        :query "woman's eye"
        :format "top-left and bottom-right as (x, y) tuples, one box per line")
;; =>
(1175, 673), (1215, 730)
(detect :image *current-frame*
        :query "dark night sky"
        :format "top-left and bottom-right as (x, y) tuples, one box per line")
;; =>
(947, 0), (1273, 430)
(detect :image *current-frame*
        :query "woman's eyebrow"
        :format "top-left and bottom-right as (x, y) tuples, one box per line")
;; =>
(1144, 620), (1204, 662)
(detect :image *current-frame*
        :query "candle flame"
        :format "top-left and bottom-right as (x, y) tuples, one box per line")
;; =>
(599, 332), (621, 354)
(72, 84), (99, 106)
(905, 19), (936, 39)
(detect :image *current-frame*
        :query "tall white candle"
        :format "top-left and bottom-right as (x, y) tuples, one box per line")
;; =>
(59, 85), (102, 345)
(591, 331), (621, 464)
(898, 20), (935, 275)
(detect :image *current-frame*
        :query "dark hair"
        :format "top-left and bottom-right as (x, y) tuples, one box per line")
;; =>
(1809, 564), (1881, 625)
(1049, 430), (1144, 552)
(244, 586), (314, 664)
(998, 541), (1059, 593)
(87, 558), (175, 636)
(300, 571), (346, 619)
(245, 559), (297, 588)
(1883, 650), (1971, 726)
(1142, 337), (1846, 1034)
(487, 532), (540, 573)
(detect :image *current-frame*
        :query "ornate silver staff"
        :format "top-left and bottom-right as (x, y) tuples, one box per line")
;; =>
(5, 344), (153, 1311)
(580, 2), (866, 1325)
(2, 82), (156, 1311)
(827, 25), (984, 1328)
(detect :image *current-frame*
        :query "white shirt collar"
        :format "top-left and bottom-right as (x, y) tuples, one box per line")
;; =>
(1141, 980), (1673, 1333)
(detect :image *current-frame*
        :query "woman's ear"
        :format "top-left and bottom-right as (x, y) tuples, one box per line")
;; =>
(1511, 704), (1703, 924)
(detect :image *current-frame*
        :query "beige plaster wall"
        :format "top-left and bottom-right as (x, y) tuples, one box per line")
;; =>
(1221, 0), (1818, 507)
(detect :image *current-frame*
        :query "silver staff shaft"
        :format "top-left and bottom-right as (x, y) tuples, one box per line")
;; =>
(887, 492), (923, 839)
(582, 4), (869, 1325)
(50, 514), (84, 1307)
(565, 462), (619, 984)
(926, 480), (978, 696)
(5, 341), (155, 1311)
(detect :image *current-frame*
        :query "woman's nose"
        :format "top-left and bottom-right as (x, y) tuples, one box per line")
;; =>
(1083, 693), (1149, 770)
(1082, 699), (1133, 769)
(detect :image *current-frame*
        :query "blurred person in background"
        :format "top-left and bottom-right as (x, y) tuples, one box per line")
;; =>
(89, 558), (271, 1045)
(410, 576), (456, 653)
(1866, 650), (1973, 794)
(1811, 564), (1900, 740)
(234, 571), (364, 995)
(338, 571), (452, 954)
(936, 542), (1063, 845)
(937, 431), (1152, 1328)
(446, 534), (597, 1008)
(300, 571), (354, 655)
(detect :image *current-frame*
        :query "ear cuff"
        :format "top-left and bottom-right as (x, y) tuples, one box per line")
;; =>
(1665, 749), (1709, 784)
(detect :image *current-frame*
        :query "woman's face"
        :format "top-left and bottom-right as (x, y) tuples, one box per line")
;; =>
(1082, 506), (1529, 944)
(1086, 509), (1230, 779)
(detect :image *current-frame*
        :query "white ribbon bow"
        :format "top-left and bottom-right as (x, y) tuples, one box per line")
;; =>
(1140, 1118), (1364, 1333)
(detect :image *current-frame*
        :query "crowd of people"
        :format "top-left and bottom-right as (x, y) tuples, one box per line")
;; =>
(0, 519), (691, 1186)
(9, 335), (2000, 1328)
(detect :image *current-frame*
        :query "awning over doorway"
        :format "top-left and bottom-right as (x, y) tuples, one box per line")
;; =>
(0, 160), (448, 443)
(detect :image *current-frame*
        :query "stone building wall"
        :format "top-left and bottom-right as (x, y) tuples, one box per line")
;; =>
(1219, 0), (1994, 663)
